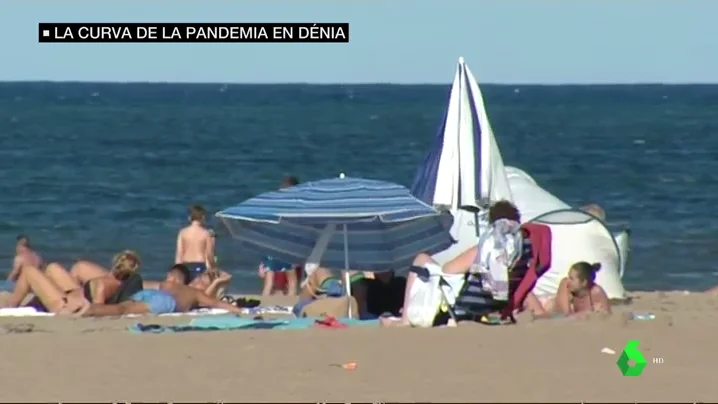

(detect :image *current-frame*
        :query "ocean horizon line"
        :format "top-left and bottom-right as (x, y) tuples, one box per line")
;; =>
(1, 80), (718, 87)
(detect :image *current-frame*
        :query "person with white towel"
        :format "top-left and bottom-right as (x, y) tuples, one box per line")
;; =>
(381, 201), (543, 327)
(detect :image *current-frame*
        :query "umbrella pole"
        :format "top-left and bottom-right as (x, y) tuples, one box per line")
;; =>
(343, 224), (352, 318)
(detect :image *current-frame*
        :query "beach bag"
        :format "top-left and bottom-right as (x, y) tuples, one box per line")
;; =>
(405, 273), (444, 328)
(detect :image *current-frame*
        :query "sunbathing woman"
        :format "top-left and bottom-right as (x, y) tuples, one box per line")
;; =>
(2, 265), (90, 314)
(554, 261), (611, 315)
(64, 250), (142, 303)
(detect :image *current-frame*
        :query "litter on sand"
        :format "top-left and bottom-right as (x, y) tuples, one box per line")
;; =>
(631, 312), (656, 321)
(330, 361), (357, 370)
(601, 347), (616, 355)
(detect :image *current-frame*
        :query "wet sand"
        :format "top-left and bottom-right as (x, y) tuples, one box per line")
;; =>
(1, 291), (717, 402)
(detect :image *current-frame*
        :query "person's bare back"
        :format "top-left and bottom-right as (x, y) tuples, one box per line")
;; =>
(571, 284), (610, 314)
(175, 205), (214, 268)
(157, 273), (240, 314)
(158, 280), (202, 312)
(176, 225), (211, 263)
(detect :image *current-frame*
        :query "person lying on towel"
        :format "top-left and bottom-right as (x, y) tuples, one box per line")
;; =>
(83, 264), (243, 316)
(3, 253), (144, 313)
(1, 263), (241, 316)
(57, 250), (143, 304)
(2, 264), (98, 315)
(381, 200), (547, 327)
(291, 267), (367, 317)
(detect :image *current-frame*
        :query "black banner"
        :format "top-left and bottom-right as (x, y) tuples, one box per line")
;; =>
(38, 22), (350, 43)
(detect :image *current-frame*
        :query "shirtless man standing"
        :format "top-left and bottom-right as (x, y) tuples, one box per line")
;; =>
(83, 264), (242, 316)
(8, 235), (43, 281)
(175, 205), (232, 296)
(176, 205), (214, 275)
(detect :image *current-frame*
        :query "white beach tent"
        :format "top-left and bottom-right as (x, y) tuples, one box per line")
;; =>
(505, 166), (629, 299)
(410, 57), (511, 264)
(410, 56), (630, 300)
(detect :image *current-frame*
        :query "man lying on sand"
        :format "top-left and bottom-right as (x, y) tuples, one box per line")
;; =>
(175, 204), (232, 297)
(84, 263), (242, 316)
(8, 234), (43, 281)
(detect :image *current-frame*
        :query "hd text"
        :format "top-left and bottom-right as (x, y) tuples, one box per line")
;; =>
(38, 23), (350, 43)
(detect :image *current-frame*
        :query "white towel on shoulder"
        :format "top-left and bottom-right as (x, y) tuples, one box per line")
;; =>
(476, 219), (523, 301)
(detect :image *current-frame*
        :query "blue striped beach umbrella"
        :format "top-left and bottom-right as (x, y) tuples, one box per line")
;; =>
(216, 175), (455, 287)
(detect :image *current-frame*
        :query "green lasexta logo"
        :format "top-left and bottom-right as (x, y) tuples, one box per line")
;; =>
(616, 340), (648, 376)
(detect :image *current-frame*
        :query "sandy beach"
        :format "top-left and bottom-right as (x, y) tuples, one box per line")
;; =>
(0, 291), (717, 402)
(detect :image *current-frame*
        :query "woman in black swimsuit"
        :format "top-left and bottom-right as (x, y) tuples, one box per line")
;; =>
(46, 250), (142, 304)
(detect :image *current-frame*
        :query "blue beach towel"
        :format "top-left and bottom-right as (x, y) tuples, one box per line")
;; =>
(128, 316), (379, 334)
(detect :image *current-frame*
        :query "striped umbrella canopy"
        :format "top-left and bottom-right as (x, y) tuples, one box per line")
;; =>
(411, 56), (513, 211)
(216, 176), (455, 272)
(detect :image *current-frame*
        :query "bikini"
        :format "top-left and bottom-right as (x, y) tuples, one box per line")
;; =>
(570, 285), (595, 312)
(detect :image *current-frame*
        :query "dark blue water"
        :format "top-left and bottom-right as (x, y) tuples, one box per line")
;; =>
(1, 82), (716, 292)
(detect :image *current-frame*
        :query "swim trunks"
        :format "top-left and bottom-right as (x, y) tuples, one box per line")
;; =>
(130, 290), (177, 314)
(183, 262), (208, 282)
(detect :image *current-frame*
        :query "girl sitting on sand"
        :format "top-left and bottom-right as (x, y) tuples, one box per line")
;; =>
(554, 261), (611, 316)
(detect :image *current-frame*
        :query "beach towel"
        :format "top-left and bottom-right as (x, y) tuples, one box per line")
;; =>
(475, 219), (523, 301)
(0, 307), (55, 317)
(128, 316), (379, 334)
(242, 305), (293, 316)
(0, 307), (230, 317)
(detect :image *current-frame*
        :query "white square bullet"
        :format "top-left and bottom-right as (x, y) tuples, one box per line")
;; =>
(42, 29), (50, 37)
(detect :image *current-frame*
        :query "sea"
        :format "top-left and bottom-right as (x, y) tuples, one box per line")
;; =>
(0, 82), (716, 293)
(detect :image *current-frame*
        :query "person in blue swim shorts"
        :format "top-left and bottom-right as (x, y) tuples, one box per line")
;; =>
(82, 264), (242, 317)
(128, 289), (178, 314)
